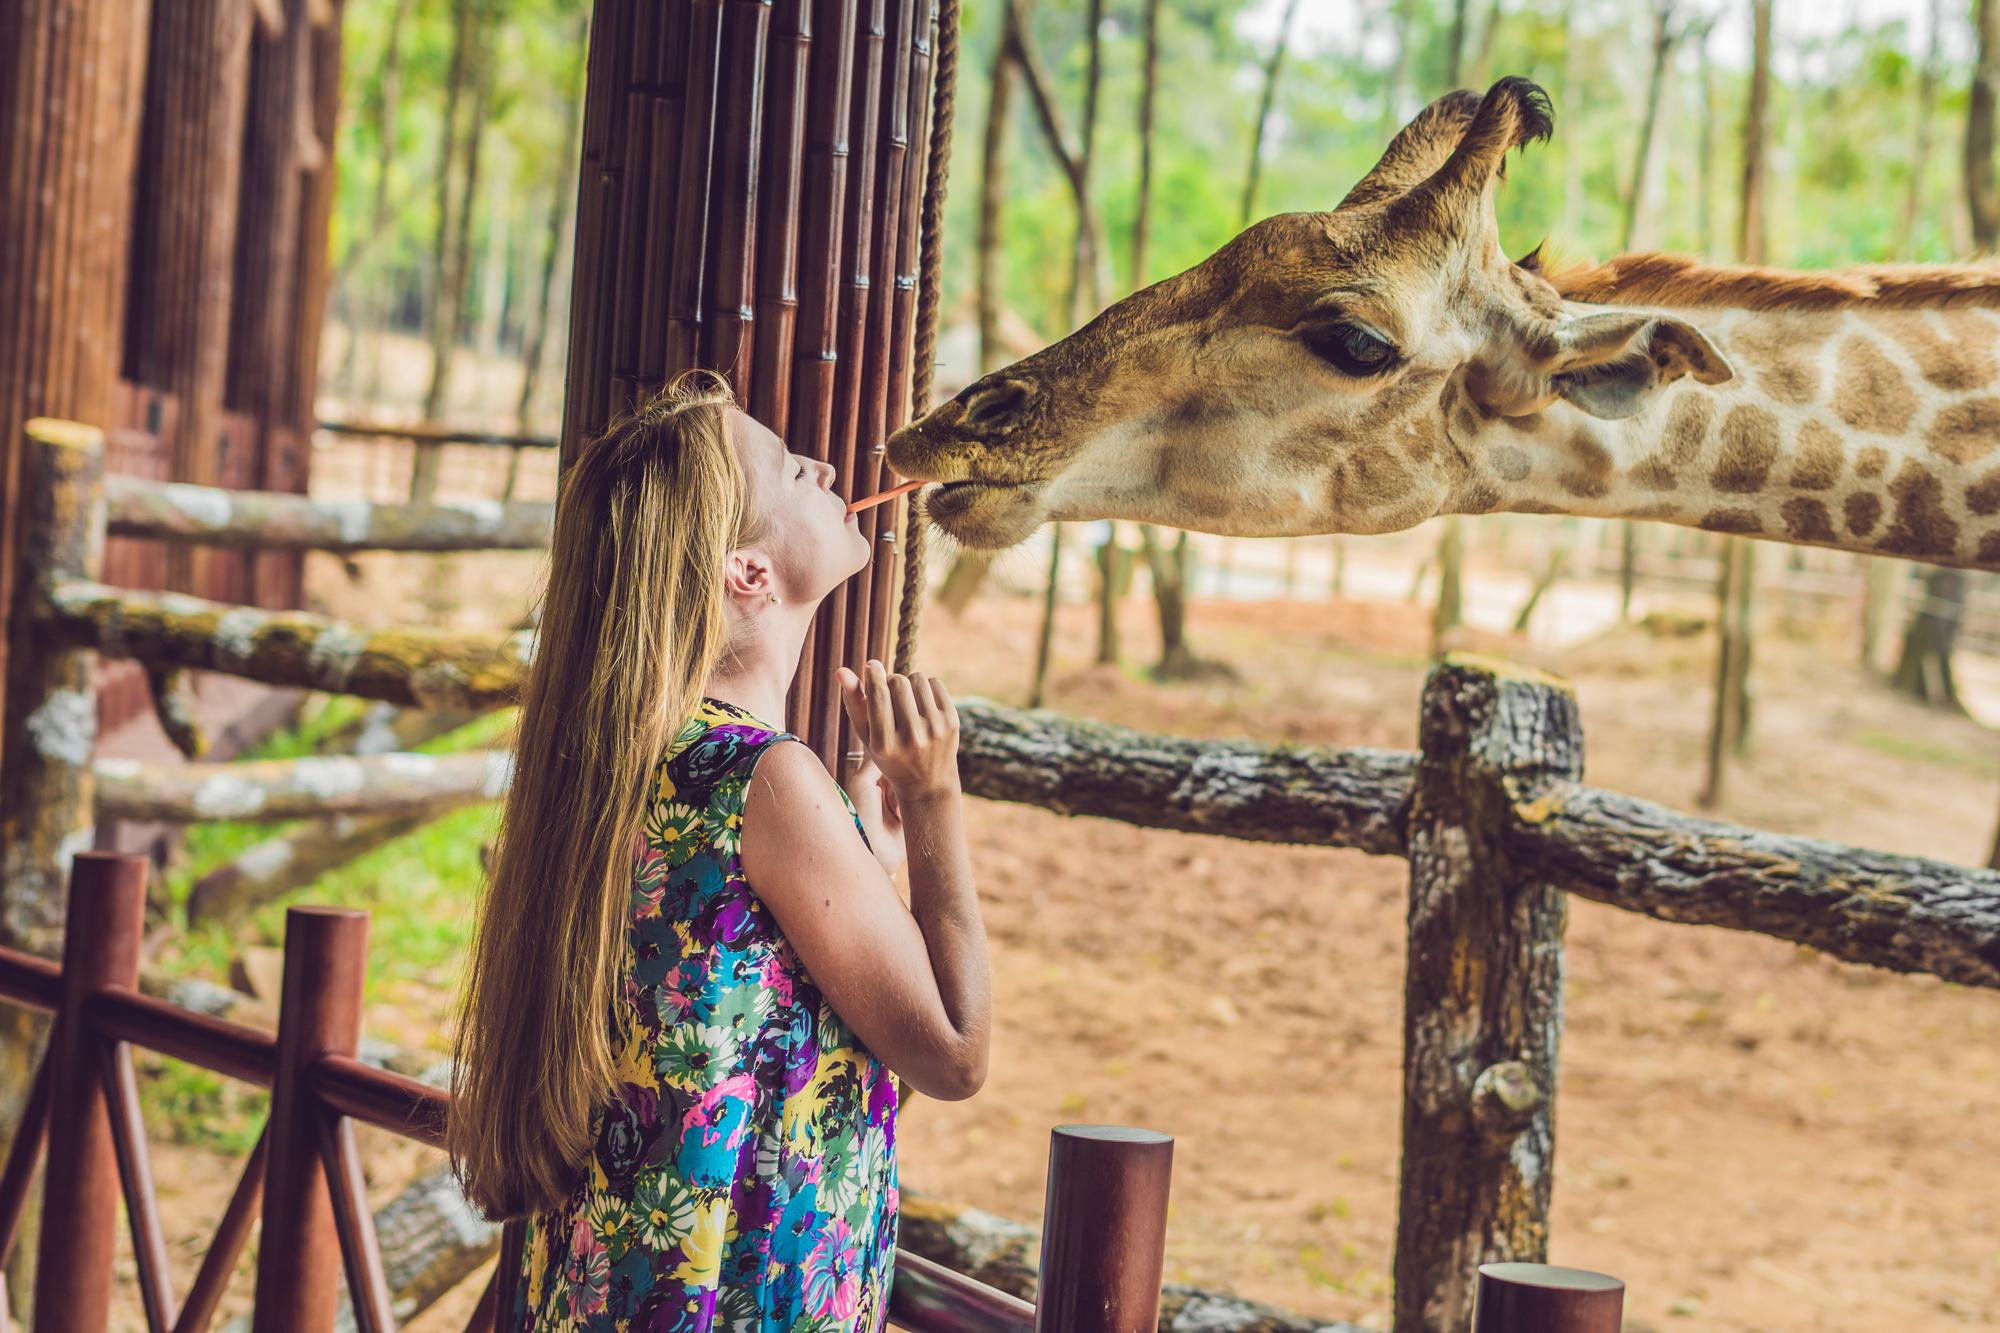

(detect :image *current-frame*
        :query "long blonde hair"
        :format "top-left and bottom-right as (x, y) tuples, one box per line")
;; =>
(449, 370), (756, 1217)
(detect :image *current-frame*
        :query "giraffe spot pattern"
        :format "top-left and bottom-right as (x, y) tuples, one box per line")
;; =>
(1559, 429), (1613, 498)
(1780, 496), (1836, 544)
(1488, 444), (1533, 482)
(1876, 462), (1958, 558)
(1712, 404), (1781, 493)
(1783, 419), (1844, 490)
(1925, 398), (2000, 466)
(1831, 337), (1919, 435)
(1844, 492), (1883, 536)
(1967, 471), (2000, 516)
(1699, 508), (1763, 534)
(1458, 482), (1502, 513)
(1979, 531), (2000, 566)
(1725, 322), (1820, 405)
(1877, 311), (1999, 392)
(1855, 446), (1889, 478)
(1631, 392), (1714, 492)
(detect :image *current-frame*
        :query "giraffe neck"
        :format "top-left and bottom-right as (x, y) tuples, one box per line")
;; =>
(1452, 303), (2000, 571)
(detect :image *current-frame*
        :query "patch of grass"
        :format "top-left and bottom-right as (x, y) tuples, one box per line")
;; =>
(136, 1053), (269, 1155)
(153, 698), (520, 1018)
(1852, 728), (2000, 775)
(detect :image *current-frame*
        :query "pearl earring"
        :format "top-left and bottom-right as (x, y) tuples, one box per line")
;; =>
(768, 593), (781, 604)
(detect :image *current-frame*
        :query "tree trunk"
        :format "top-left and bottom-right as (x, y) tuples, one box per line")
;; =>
(508, 16), (587, 495)
(1694, 20), (1716, 256)
(977, 4), (1019, 377)
(1446, 0), (1473, 87)
(1861, 557), (1901, 671)
(353, 0), (415, 404)
(1094, 526), (1126, 666)
(1621, 0), (1678, 253)
(1699, 536), (1755, 808)
(1896, 0), (1946, 258)
(1131, 0), (1162, 291)
(1430, 517), (1464, 657)
(1891, 567), (1969, 712)
(413, 0), (492, 497)
(1240, 0), (1303, 227)
(1974, 0), (2000, 251)
(1738, 0), (1772, 265)
(1381, 0), (1414, 137)
(1139, 527), (1222, 680)
(1029, 525), (1064, 708)
(1468, 0), (1504, 87)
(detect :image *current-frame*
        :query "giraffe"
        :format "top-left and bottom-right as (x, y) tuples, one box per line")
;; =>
(883, 77), (2000, 574)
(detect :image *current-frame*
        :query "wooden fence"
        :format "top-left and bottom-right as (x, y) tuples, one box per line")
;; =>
(15, 420), (1993, 1330)
(0, 853), (1173, 1333)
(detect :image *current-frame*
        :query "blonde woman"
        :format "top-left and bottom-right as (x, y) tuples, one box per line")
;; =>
(450, 371), (991, 1332)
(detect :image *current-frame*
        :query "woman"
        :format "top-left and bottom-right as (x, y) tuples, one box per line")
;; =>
(449, 370), (992, 1332)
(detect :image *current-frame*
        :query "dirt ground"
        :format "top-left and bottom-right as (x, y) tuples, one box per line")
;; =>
(104, 538), (2000, 1333)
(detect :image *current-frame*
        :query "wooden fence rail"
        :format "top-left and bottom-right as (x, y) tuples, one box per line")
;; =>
(0, 854), (1172, 1333)
(105, 474), (554, 553)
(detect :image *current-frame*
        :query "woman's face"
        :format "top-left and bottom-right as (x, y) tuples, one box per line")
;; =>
(731, 407), (871, 601)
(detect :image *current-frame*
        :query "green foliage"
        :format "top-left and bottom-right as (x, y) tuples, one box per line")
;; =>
(329, 0), (1980, 409)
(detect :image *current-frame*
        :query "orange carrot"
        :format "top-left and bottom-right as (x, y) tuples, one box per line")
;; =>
(846, 477), (924, 513)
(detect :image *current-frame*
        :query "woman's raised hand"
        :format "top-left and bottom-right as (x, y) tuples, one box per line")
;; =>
(835, 659), (962, 801)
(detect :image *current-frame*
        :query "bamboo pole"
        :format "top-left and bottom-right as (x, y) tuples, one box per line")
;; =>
(750, 0), (812, 435)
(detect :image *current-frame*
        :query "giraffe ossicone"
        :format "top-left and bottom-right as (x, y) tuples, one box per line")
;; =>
(885, 77), (2000, 573)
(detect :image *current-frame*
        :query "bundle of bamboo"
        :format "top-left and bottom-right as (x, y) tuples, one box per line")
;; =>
(559, 0), (959, 775)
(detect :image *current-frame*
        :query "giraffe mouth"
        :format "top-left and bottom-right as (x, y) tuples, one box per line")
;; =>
(920, 478), (1049, 549)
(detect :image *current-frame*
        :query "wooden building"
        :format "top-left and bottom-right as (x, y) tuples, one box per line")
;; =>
(0, 0), (343, 746)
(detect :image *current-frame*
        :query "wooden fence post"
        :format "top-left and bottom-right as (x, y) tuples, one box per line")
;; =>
(1472, 1263), (1624, 1333)
(31, 853), (147, 1333)
(1394, 655), (1583, 1333)
(252, 907), (369, 1333)
(1, 422), (108, 1317)
(2, 422), (109, 952)
(1034, 1124), (1174, 1333)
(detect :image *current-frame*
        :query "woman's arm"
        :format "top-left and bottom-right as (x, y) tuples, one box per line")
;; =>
(740, 671), (989, 1100)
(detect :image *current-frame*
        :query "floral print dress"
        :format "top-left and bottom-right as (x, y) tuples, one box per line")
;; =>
(515, 696), (900, 1333)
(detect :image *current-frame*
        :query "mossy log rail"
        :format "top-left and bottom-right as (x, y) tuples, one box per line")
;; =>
(94, 750), (514, 822)
(43, 580), (531, 710)
(40, 575), (2000, 989)
(104, 474), (554, 552)
(953, 699), (2000, 991)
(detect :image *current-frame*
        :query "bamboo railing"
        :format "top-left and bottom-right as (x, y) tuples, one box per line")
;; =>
(560, 0), (945, 776)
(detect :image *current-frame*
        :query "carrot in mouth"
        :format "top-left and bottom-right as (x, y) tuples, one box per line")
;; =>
(846, 477), (924, 514)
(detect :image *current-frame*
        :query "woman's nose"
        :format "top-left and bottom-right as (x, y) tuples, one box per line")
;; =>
(817, 460), (836, 488)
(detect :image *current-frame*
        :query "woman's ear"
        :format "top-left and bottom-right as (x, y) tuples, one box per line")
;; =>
(724, 547), (779, 604)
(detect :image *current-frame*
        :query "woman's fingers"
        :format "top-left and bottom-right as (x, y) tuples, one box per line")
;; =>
(836, 667), (870, 746)
(927, 675), (958, 732)
(909, 671), (943, 731)
(888, 671), (924, 741)
(866, 659), (894, 748)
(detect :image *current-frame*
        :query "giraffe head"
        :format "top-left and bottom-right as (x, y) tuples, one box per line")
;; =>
(886, 77), (1736, 549)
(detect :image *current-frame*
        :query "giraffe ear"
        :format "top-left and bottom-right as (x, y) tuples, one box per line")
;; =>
(1550, 315), (1733, 420)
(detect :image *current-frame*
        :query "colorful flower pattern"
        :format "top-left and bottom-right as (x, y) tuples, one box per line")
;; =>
(516, 697), (899, 1332)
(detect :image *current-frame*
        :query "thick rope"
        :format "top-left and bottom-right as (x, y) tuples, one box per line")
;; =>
(894, 0), (960, 675)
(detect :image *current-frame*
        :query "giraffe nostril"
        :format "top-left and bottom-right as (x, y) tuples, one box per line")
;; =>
(962, 380), (1033, 431)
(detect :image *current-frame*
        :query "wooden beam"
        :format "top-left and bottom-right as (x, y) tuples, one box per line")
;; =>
(103, 475), (554, 552)
(94, 750), (512, 822)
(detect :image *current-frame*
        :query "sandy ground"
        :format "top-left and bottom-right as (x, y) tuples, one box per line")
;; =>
(96, 527), (2000, 1333)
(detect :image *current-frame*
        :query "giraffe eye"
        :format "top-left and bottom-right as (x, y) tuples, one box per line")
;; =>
(1303, 323), (1398, 377)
